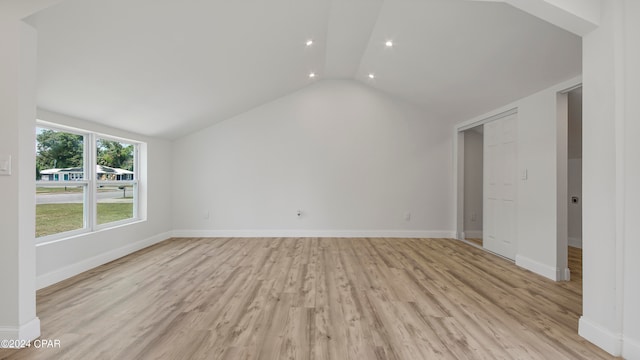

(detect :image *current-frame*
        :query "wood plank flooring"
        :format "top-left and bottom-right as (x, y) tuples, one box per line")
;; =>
(0, 238), (614, 360)
(465, 238), (483, 247)
(568, 246), (583, 286)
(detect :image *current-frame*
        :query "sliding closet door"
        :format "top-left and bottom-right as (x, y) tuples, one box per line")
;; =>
(483, 113), (517, 260)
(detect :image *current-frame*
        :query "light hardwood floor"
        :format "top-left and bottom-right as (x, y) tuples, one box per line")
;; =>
(465, 238), (483, 247)
(0, 238), (614, 360)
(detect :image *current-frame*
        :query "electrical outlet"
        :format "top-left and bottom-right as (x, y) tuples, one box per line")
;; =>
(404, 212), (411, 222)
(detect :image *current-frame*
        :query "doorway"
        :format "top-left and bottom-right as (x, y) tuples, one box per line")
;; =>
(567, 87), (583, 282)
(455, 108), (518, 261)
(462, 125), (484, 247)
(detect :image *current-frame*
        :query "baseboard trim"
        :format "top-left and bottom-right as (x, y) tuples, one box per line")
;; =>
(579, 316), (622, 356)
(623, 335), (640, 359)
(36, 231), (173, 290)
(172, 229), (456, 239)
(515, 254), (565, 281)
(568, 236), (582, 248)
(0, 317), (40, 344)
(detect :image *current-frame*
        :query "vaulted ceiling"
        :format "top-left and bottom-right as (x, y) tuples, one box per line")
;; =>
(29, 0), (581, 139)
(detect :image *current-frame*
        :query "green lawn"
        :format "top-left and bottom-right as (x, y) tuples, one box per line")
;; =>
(36, 203), (133, 238)
(36, 186), (83, 194)
(36, 186), (133, 194)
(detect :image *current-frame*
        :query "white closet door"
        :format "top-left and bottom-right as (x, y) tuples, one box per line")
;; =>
(483, 113), (517, 260)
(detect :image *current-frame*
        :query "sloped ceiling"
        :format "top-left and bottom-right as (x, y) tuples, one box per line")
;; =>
(30, 0), (581, 139)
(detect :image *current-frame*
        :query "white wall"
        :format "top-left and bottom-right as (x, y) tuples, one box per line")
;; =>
(579, 0), (623, 355)
(0, 18), (40, 343)
(622, 1), (640, 358)
(463, 129), (483, 237)
(172, 79), (453, 237)
(579, 1), (640, 357)
(35, 110), (174, 289)
(516, 81), (572, 281)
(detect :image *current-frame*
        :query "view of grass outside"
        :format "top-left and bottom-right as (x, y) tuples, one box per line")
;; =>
(97, 185), (134, 225)
(36, 203), (134, 238)
(36, 203), (83, 237)
(35, 126), (138, 238)
(36, 186), (83, 194)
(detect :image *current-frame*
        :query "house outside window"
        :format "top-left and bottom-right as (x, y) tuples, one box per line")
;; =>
(35, 123), (141, 240)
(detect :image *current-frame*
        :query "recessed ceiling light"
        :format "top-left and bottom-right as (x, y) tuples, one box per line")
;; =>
(368, 73), (375, 79)
(385, 40), (393, 47)
(306, 39), (313, 46)
(309, 72), (316, 78)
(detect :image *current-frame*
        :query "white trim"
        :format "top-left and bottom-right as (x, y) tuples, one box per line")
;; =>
(172, 229), (456, 239)
(0, 317), (40, 344)
(579, 316), (623, 356)
(559, 83), (584, 94)
(36, 231), (172, 289)
(623, 336), (640, 360)
(464, 230), (483, 239)
(515, 254), (566, 281)
(568, 236), (582, 248)
(458, 107), (518, 132)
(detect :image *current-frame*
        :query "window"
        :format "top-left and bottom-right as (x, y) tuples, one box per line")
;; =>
(35, 123), (141, 241)
(95, 137), (136, 226)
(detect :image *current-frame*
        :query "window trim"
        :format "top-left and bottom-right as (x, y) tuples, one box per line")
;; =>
(36, 121), (142, 243)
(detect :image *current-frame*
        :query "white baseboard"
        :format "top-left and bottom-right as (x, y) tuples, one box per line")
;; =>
(0, 317), (40, 344)
(515, 254), (568, 281)
(36, 231), (173, 290)
(623, 335), (640, 359)
(568, 236), (582, 248)
(464, 230), (483, 239)
(172, 229), (456, 239)
(579, 316), (622, 356)
(622, 337), (640, 359)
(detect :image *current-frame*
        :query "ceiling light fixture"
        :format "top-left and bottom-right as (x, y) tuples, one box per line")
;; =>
(309, 72), (316, 78)
(385, 40), (393, 47)
(368, 73), (375, 79)
(306, 39), (313, 46)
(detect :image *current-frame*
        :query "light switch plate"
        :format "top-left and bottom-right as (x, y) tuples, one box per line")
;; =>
(0, 155), (12, 176)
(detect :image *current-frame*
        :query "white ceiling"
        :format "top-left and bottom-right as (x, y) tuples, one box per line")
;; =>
(30, 0), (581, 139)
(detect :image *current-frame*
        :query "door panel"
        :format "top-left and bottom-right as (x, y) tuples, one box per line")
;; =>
(483, 114), (517, 260)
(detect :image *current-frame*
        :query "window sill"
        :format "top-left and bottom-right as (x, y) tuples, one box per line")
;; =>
(36, 218), (146, 247)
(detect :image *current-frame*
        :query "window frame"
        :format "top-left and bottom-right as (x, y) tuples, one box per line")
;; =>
(35, 121), (142, 243)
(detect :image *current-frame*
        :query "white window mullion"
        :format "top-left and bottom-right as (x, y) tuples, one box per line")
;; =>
(87, 133), (97, 231)
(133, 145), (139, 219)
